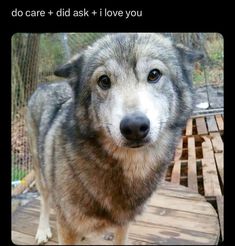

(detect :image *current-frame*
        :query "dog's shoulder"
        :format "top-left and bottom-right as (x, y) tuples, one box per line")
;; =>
(29, 81), (71, 105)
(27, 81), (72, 128)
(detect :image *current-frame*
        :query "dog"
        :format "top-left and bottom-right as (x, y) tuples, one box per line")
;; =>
(26, 33), (203, 245)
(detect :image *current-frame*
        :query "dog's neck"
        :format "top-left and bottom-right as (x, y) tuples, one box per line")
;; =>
(99, 136), (164, 181)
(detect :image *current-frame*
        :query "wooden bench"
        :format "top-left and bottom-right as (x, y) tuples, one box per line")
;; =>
(165, 114), (224, 241)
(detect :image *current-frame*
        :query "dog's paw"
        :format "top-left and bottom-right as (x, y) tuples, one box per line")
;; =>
(103, 232), (114, 241)
(35, 227), (52, 245)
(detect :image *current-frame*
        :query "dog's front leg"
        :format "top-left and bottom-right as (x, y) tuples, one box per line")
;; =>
(57, 218), (83, 245)
(114, 224), (129, 245)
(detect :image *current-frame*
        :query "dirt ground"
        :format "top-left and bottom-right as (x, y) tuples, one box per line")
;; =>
(194, 84), (224, 110)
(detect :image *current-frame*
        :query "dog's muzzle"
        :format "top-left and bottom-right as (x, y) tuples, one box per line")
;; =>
(120, 112), (150, 147)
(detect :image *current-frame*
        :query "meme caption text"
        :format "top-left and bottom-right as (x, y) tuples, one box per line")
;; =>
(11, 8), (143, 19)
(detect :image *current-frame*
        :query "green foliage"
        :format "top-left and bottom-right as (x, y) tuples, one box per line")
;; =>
(39, 34), (66, 73)
(193, 70), (204, 85)
(37, 33), (106, 81)
(12, 166), (27, 181)
(192, 34), (223, 85)
(206, 35), (224, 65)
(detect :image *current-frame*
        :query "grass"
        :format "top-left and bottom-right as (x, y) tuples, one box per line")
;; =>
(206, 35), (224, 65)
(193, 35), (223, 86)
(193, 67), (205, 86)
(12, 166), (27, 181)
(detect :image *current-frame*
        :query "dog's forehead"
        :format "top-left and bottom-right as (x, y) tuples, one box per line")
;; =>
(85, 33), (174, 63)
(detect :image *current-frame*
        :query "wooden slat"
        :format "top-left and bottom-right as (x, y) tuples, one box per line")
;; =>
(215, 114), (224, 131)
(174, 138), (183, 161)
(149, 194), (217, 217)
(171, 138), (183, 184)
(196, 117), (208, 135)
(210, 132), (224, 185)
(138, 205), (218, 233)
(206, 116), (218, 132)
(216, 195), (224, 241)
(12, 231), (57, 245)
(129, 223), (218, 245)
(186, 118), (193, 136)
(201, 158), (222, 197)
(12, 170), (35, 197)
(158, 181), (202, 201)
(187, 137), (198, 192)
(12, 182), (220, 245)
(159, 181), (200, 195)
(214, 153), (224, 185)
(210, 132), (224, 153)
(201, 136), (222, 197)
(171, 160), (181, 184)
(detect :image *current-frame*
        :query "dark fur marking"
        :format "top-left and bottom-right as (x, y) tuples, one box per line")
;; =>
(54, 63), (73, 78)
(38, 104), (63, 173)
(50, 138), (56, 186)
(27, 34), (197, 243)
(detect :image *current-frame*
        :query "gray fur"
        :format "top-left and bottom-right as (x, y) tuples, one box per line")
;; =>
(27, 33), (202, 245)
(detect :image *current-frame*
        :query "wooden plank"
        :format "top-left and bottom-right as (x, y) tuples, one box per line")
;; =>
(149, 194), (218, 217)
(12, 170), (35, 197)
(210, 132), (224, 153)
(174, 138), (183, 161)
(206, 116), (218, 132)
(131, 205), (219, 244)
(137, 205), (219, 234)
(12, 231), (57, 245)
(129, 222), (219, 245)
(215, 114), (224, 131)
(183, 135), (204, 147)
(187, 137), (198, 192)
(12, 182), (220, 245)
(195, 117), (208, 135)
(171, 160), (181, 184)
(157, 185), (203, 201)
(185, 118), (193, 136)
(201, 136), (222, 197)
(159, 181), (200, 196)
(171, 138), (183, 184)
(214, 153), (224, 185)
(202, 157), (222, 197)
(202, 136), (214, 159)
(216, 195), (224, 241)
(210, 132), (224, 185)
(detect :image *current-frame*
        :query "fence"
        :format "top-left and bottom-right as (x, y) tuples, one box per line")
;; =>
(11, 33), (224, 190)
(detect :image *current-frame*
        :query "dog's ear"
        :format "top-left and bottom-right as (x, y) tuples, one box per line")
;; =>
(174, 44), (204, 83)
(54, 53), (83, 78)
(54, 63), (73, 78)
(175, 43), (204, 66)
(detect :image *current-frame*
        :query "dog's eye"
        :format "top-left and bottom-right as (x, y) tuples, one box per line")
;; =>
(97, 75), (111, 90)
(147, 69), (162, 83)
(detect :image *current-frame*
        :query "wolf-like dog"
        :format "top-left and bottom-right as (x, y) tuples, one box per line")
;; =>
(27, 33), (203, 245)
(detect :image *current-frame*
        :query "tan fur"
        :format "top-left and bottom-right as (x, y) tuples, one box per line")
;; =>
(26, 109), (52, 244)
(26, 33), (201, 245)
(56, 212), (128, 245)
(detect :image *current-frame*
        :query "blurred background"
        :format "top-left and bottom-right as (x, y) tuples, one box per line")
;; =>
(11, 33), (224, 188)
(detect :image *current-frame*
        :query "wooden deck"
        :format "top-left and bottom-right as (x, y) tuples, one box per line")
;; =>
(11, 114), (224, 245)
(12, 182), (220, 245)
(165, 113), (224, 241)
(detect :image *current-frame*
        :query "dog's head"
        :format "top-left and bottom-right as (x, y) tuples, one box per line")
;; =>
(55, 33), (203, 148)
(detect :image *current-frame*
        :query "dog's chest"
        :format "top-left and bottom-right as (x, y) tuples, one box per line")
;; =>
(84, 161), (158, 224)
(65, 142), (160, 225)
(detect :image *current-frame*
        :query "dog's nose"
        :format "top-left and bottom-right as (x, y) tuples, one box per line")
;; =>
(120, 112), (150, 141)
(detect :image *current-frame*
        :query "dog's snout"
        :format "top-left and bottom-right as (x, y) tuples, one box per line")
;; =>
(120, 113), (150, 141)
